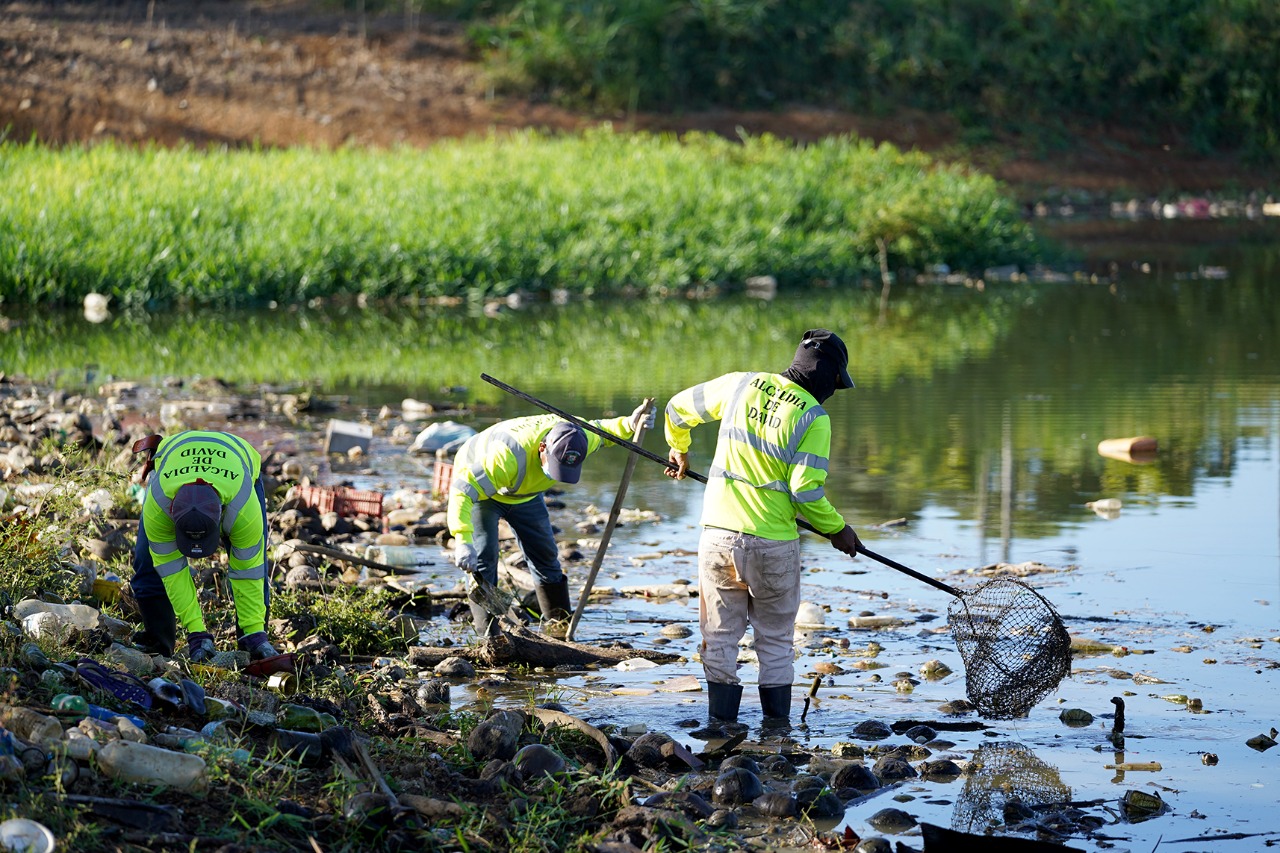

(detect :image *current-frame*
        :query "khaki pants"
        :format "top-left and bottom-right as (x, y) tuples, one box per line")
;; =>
(698, 527), (801, 688)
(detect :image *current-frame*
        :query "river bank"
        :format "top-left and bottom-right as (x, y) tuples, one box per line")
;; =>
(3, 361), (1278, 851)
(3, 0), (1279, 203)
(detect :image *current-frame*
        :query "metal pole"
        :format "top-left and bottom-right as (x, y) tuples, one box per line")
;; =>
(566, 398), (654, 641)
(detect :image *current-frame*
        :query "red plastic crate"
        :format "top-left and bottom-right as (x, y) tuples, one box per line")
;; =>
(294, 485), (384, 519)
(431, 459), (454, 498)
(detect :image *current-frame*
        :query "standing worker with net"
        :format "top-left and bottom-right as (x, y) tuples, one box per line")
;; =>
(664, 329), (863, 726)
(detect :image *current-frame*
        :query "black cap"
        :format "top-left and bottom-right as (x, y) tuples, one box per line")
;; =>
(169, 481), (222, 558)
(799, 329), (854, 389)
(543, 421), (589, 484)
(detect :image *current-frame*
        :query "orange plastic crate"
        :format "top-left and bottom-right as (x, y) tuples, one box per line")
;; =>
(294, 485), (384, 519)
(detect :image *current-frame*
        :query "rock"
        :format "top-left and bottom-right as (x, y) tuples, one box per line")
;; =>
(712, 768), (764, 805)
(467, 710), (525, 762)
(917, 759), (963, 780)
(867, 807), (917, 834)
(434, 657), (475, 678)
(830, 762), (880, 793)
(719, 754), (760, 775)
(796, 787), (842, 818)
(902, 724), (937, 744)
(513, 743), (566, 780)
(285, 566), (320, 588)
(753, 791), (798, 818)
(415, 679), (450, 706)
(852, 720), (892, 740)
(758, 754), (794, 776)
(640, 791), (714, 821)
(872, 755), (917, 782)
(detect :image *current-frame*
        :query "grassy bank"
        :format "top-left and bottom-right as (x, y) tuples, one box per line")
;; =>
(0, 131), (1042, 308)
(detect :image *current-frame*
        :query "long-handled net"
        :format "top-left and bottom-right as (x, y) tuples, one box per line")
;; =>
(846, 545), (1071, 719)
(946, 576), (1073, 719)
(479, 373), (1073, 718)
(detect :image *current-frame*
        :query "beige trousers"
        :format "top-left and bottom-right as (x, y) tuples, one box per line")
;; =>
(698, 527), (801, 688)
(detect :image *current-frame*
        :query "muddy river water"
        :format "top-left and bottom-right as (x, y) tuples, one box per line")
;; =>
(4, 218), (1279, 849)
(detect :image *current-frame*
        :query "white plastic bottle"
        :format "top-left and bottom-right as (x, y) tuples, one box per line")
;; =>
(13, 599), (100, 631)
(97, 740), (209, 793)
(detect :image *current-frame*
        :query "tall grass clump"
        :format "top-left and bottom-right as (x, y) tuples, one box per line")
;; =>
(447, 0), (1280, 160)
(0, 130), (1041, 307)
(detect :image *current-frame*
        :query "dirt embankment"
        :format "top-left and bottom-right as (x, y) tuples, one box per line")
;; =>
(3, 0), (1278, 198)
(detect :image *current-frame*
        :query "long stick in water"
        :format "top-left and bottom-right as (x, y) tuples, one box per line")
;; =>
(565, 398), (654, 641)
(480, 373), (961, 597)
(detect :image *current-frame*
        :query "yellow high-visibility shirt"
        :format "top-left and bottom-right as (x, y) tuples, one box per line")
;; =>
(447, 413), (634, 544)
(141, 430), (266, 635)
(665, 371), (845, 540)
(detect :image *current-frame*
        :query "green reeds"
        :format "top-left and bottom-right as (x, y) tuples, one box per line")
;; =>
(0, 130), (1040, 307)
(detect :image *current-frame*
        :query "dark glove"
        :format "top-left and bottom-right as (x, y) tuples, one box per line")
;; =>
(240, 631), (278, 661)
(187, 631), (217, 663)
(829, 524), (863, 557)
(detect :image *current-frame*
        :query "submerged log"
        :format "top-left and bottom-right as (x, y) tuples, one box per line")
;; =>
(407, 621), (682, 669)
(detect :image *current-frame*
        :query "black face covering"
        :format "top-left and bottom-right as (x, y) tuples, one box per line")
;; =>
(782, 354), (839, 403)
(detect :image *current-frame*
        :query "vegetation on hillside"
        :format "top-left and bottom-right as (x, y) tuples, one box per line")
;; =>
(424, 0), (1280, 161)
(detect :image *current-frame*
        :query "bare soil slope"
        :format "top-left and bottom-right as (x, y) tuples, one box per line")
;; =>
(3, 0), (1276, 197)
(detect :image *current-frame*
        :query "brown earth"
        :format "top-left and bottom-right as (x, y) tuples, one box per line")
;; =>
(3, 0), (1278, 199)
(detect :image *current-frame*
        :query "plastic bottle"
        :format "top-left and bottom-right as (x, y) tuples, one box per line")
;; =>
(13, 599), (101, 631)
(0, 705), (63, 744)
(52, 694), (90, 715)
(279, 704), (337, 732)
(364, 545), (430, 568)
(97, 740), (209, 793)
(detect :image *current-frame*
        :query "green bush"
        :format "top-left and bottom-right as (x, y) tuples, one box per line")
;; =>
(463, 0), (1280, 160)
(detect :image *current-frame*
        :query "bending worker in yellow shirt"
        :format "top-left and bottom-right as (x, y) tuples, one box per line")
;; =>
(664, 329), (862, 725)
(448, 405), (650, 637)
(132, 430), (276, 663)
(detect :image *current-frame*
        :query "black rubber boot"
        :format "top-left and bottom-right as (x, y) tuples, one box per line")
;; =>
(132, 595), (177, 656)
(759, 685), (792, 720)
(470, 600), (499, 639)
(708, 682), (744, 722)
(535, 579), (572, 637)
(534, 579), (572, 622)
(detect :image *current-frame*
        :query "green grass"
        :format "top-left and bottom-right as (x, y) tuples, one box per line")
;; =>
(0, 130), (1043, 308)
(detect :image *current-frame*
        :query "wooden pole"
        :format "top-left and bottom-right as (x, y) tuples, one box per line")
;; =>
(566, 399), (654, 641)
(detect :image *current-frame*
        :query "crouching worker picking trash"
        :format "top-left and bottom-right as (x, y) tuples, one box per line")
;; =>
(447, 404), (651, 639)
(131, 430), (276, 664)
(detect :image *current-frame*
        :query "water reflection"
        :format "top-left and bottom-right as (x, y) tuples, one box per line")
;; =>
(4, 228), (1278, 559)
(951, 742), (1071, 834)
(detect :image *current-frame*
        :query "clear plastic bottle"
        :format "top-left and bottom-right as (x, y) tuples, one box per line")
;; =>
(0, 705), (63, 744)
(97, 740), (209, 793)
(364, 545), (429, 568)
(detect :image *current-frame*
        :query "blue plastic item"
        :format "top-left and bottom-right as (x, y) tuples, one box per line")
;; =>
(87, 704), (146, 730)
